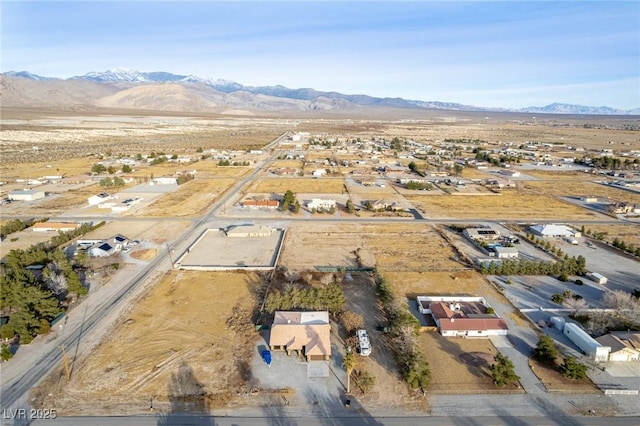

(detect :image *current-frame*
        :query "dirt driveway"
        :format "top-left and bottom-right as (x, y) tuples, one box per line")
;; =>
(341, 272), (429, 413)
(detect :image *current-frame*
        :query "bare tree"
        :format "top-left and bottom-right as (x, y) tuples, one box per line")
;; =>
(44, 266), (69, 297)
(604, 290), (640, 325)
(563, 297), (588, 316)
(585, 311), (614, 335)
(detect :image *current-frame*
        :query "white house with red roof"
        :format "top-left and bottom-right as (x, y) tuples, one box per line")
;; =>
(417, 296), (508, 338)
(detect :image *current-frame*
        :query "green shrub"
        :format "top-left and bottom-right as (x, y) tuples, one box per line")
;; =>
(1, 344), (13, 361)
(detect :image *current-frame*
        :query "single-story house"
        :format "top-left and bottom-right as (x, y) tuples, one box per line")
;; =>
(88, 193), (112, 206)
(241, 199), (280, 209)
(151, 177), (178, 185)
(463, 227), (501, 241)
(499, 169), (520, 177)
(312, 169), (327, 178)
(493, 246), (519, 259)
(89, 242), (115, 257)
(307, 199), (336, 211)
(8, 190), (46, 201)
(417, 296), (508, 338)
(596, 332), (640, 362)
(32, 222), (81, 233)
(529, 224), (575, 238)
(269, 311), (331, 361)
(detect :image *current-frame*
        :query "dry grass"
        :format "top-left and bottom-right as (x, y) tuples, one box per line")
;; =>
(270, 160), (303, 168)
(521, 170), (602, 181)
(360, 224), (462, 272)
(520, 181), (640, 205)
(529, 357), (600, 393)
(380, 270), (495, 299)
(139, 178), (235, 217)
(248, 178), (345, 194)
(129, 249), (158, 261)
(40, 271), (263, 415)
(420, 332), (520, 394)
(10, 185), (101, 215)
(280, 223), (467, 272)
(460, 168), (493, 179)
(406, 192), (604, 220)
(581, 224), (640, 247)
(0, 158), (95, 179)
(82, 220), (191, 243)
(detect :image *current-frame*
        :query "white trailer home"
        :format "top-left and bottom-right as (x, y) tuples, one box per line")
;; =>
(563, 322), (611, 362)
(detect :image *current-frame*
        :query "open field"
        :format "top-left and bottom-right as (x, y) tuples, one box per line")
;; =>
(128, 161), (252, 179)
(269, 160), (303, 168)
(379, 270), (497, 300)
(520, 180), (640, 204)
(580, 224), (640, 247)
(1, 111), (286, 164)
(406, 192), (606, 220)
(82, 220), (191, 243)
(34, 271), (263, 415)
(529, 357), (600, 393)
(0, 157), (95, 179)
(520, 169), (606, 181)
(419, 332), (519, 394)
(280, 223), (465, 272)
(138, 178), (235, 217)
(247, 177), (346, 194)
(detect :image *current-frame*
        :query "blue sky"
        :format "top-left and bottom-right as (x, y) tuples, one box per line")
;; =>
(2, 1), (639, 109)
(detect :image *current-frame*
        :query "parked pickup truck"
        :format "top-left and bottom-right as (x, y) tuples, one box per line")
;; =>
(356, 329), (371, 356)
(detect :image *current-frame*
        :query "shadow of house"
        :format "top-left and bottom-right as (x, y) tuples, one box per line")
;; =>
(156, 362), (216, 426)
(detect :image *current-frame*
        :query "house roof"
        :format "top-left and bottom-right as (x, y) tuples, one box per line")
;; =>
(430, 302), (508, 332)
(95, 243), (113, 252)
(270, 312), (331, 357)
(530, 224), (573, 237)
(439, 318), (509, 332)
(495, 246), (519, 254)
(597, 332), (640, 353)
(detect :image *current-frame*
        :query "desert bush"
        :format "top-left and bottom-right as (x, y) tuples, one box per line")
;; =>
(341, 311), (364, 333)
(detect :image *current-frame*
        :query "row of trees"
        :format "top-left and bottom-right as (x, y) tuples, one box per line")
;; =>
(217, 160), (250, 166)
(611, 238), (640, 257)
(0, 222), (103, 345)
(375, 273), (431, 393)
(575, 156), (639, 171)
(405, 181), (433, 191)
(479, 255), (586, 276)
(1, 218), (41, 240)
(99, 176), (125, 187)
(264, 282), (346, 315)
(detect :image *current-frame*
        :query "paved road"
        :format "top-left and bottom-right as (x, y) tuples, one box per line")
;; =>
(0, 133), (290, 413)
(11, 414), (639, 426)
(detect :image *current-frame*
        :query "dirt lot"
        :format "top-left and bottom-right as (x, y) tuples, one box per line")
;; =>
(248, 178), (346, 194)
(406, 192), (606, 220)
(82, 220), (191, 243)
(529, 357), (600, 393)
(279, 223), (463, 272)
(379, 270), (499, 301)
(520, 180), (640, 205)
(419, 332), (519, 394)
(35, 271), (263, 415)
(138, 178), (236, 217)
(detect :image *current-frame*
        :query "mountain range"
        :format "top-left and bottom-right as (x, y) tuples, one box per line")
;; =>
(2, 68), (638, 115)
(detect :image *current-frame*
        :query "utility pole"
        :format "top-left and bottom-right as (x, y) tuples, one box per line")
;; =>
(60, 344), (71, 381)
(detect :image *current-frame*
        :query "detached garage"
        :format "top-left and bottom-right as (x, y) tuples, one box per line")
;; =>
(8, 190), (45, 201)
